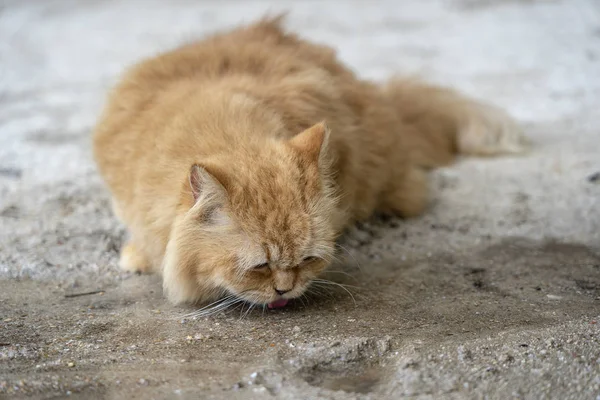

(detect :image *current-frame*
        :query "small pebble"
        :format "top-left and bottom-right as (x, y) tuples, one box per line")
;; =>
(67, 362), (75, 367)
(587, 171), (600, 183)
(547, 294), (562, 300)
(248, 371), (264, 386)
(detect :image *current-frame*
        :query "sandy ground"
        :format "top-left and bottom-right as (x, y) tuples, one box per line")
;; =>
(1, 0), (599, 399)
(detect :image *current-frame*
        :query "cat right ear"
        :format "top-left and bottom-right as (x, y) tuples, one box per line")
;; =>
(189, 164), (228, 204)
(289, 121), (330, 167)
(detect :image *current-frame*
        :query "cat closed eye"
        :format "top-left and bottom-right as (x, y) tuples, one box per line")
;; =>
(252, 263), (269, 271)
(302, 256), (317, 264)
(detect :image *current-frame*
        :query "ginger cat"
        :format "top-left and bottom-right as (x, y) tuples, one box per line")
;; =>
(93, 17), (528, 308)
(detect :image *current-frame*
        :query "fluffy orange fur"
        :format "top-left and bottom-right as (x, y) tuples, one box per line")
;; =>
(93, 17), (528, 306)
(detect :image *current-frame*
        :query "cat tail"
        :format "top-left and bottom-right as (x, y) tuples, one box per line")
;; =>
(383, 77), (530, 169)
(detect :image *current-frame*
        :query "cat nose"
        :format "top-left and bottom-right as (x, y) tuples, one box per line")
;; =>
(275, 288), (291, 296)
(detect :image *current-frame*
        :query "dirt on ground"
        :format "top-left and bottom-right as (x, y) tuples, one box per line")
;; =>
(1, 0), (599, 399)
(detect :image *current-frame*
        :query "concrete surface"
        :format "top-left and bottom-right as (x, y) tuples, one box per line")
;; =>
(1, 0), (599, 399)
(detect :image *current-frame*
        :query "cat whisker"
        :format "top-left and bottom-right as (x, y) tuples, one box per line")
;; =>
(335, 244), (362, 272)
(297, 294), (307, 308)
(307, 284), (334, 298)
(313, 278), (360, 289)
(323, 269), (358, 281)
(312, 279), (358, 305)
(305, 285), (335, 299)
(331, 254), (346, 265)
(190, 297), (244, 318)
(308, 282), (332, 293)
(221, 300), (245, 317)
(239, 295), (258, 319)
(190, 304), (236, 318)
(181, 295), (236, 318)
(300, 293), (311, 306)
(238, 302), (248, 319)
(240, 302), (257, 320)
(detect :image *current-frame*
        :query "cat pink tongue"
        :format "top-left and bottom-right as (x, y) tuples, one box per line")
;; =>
(267, 298), (289, 309)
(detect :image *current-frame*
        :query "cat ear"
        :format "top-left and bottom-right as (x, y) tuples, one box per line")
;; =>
(289, 121), (330, 166)
(189, 164), (228, 204)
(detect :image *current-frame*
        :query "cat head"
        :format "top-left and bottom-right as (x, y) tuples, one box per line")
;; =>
(163, 122), (341, 307)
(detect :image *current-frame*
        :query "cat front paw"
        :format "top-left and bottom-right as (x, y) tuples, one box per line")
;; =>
(458, 103), (531, 156)
(119, 242), (152, 274)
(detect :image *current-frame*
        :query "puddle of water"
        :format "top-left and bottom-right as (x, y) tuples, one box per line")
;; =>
(304, 368), (381, 394)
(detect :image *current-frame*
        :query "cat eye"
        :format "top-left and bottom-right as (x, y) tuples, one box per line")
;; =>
(252, 262), (269, 271)
(302, 256), (318, 264)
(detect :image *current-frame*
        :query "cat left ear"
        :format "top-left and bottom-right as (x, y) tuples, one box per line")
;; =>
(288, 121), (330, 166)
(189, 164), (228, 204)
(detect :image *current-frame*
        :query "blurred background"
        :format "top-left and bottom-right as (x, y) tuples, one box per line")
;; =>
(1, 0), (599, 188)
